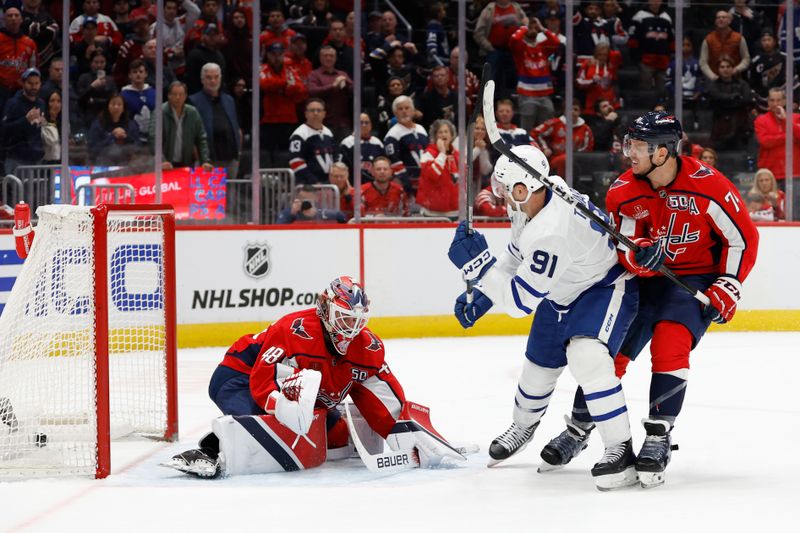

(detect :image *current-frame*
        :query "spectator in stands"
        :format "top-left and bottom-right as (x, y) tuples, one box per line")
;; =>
(112, 0), (134, 39)
(699, 10), (750, 83)
(141, 38), (176, 88)
(577, 41), (622, 115)
(754, 87), (800, 218)
(376, 10), (409, 47)
(289, 97), (336, 185)
(365, 11), (385, 52)
(708, 55), (753, 150)
(2, 68), (45, 174)
(0, 7), (38, 114)
(602, 0), (630, 44)
(190, 62), (241, 179)
(417, 118), (460, 215)
(185, 23), (226, 95)
(376, 76), (407, 136)
(369, 41), (422, 98)
(87, 93), (140, 166)
(361, 155), (409, 217)
(343, 11), (365, 59)
(20, 0), (60, 68)
(338, 112), (385, 183)
(230, 76), (251, 141)
(121, 59), (155, 144)
(778, 0), (800, 64)
(150, 81), (212, 171)
(417, 65), (458, 129)
(471, 115), (494, 187)
(628, 0), (674, 96)
(535, 0), (565, 28)
(473, 0), (527, 98)
(277, 184), (346, 224)
(291, 0), (333, 54)
(680, 131), (704, 159)
(666, 37), (703, 130)
(426, 47), (480, 116)
(184, 0), (223, 56)
(68, 0), (123, 50)
(328, 161), (355, 219)
(585, 98), (620, 152)
(323, 19), (353, 76)
(77, 51), (117, 131)
(155, 0), (199, 79)
(574, 1), (626, 64)
(40, 90), (61, 164)
(286, 34), (312, 84)
(259, 43), (307, 165)
(384, 95), (429, 195)
(307, 45), (353, 140)
(475, 184), (506, 217)
(729, 0), (763, 47)
(71, 16), (114, 78)
(425, 2), (450, 67)
(748, 167), (785, 221)
(495, 98), (535, 152)
(509, 16), (560, 131)
(40, 59), (64, 103)
(532, 98), (594, 177)
(218, 9), (250, 85)
(699, 147), (718, 169)
(259, 7), (295, 58)
(749, 30), (788, 114)
(112, 13), (153, 87)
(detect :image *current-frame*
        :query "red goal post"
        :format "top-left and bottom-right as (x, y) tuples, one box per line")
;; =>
(0, 204), (178, 479)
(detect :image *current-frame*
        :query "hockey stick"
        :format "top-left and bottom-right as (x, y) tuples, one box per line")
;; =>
(345, 402), (419, 474)
(481, 78), (711, 306)
(464, 63), (494, 303)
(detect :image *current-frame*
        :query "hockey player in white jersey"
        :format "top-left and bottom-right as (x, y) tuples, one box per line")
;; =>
(448, 144), (639, 490)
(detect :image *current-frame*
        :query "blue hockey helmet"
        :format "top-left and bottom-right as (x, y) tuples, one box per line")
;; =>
(623, 111), (683, 157)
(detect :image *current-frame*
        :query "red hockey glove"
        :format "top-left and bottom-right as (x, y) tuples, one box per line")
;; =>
(620, 237), (665, 277)
(703, 276), (742, 324)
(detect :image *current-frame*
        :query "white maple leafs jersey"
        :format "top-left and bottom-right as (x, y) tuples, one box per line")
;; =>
(479, 176), (625, 317)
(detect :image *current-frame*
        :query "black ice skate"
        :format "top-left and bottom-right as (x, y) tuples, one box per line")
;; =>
(636, 419), (678, 489)
(488, 421), (538, 467)
(538, 415), (594, 473)
(163, 433), (221, 478)
(591, 438), (638, 491)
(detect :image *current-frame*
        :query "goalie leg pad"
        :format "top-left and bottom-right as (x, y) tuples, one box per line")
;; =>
(385, 402), (465, 468)
(567, 337), (632, 446)
(212, 410), (327, 476)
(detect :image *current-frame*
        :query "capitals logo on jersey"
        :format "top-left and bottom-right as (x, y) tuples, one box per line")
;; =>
(290, 318), (312, 339)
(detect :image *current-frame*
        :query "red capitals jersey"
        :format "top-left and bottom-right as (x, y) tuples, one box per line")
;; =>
(220, 308), (406, 438)
(606, 156), (759, 280)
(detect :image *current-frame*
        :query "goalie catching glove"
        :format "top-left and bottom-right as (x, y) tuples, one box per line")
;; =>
(265, 369), (321, 435)
(703, 275), (742, 324)
(448, 221), (496, 281)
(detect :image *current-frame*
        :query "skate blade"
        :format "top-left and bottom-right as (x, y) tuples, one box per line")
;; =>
(537, 461), (565, 473)
(638, 470), (666, 489)
(595, 466), (639, 491)
(487, 442), (529, 468)
(160, 458), (218, 478)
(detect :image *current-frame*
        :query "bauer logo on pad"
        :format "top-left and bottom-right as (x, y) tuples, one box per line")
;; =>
(243, 243), (272, 279)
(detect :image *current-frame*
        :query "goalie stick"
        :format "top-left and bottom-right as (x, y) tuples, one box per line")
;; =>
(464, 63), (494, 303)
(480, 77), (711, 307)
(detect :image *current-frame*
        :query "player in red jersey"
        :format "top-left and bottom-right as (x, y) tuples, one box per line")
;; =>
(537, 111), (759, 488)
(166, 276), (462, 478)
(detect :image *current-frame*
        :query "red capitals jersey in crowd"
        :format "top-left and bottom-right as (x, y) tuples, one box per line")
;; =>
(361, 181), (409, 217)
(606, 156), (759, 280)
(531, 116), (594, 156)
(220, 308), (406, 438)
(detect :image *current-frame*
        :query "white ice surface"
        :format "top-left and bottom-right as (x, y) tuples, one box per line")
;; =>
(1, 332), (798, 532)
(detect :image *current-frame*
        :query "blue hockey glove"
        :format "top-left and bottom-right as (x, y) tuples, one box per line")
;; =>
(454, 288), (493, 329)
(448, 221), (497, 281)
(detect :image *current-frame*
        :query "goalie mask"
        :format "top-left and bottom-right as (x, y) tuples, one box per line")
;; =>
(317, 276), (370, 355)
(491, 145), (549, 216)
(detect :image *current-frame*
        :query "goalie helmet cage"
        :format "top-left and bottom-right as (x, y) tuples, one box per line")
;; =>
(0, 204), (178, 479)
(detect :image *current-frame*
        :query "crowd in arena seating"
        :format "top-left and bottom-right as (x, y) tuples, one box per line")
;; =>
(1, 0), (799, 223)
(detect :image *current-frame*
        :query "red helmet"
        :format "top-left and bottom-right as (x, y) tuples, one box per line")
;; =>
(317, 276), (370, 354)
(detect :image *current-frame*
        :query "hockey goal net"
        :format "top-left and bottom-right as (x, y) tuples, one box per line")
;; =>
(0, 204), (177, 478)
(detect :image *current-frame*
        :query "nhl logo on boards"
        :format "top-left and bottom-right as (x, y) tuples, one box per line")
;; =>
(243, 243), (271, 279)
